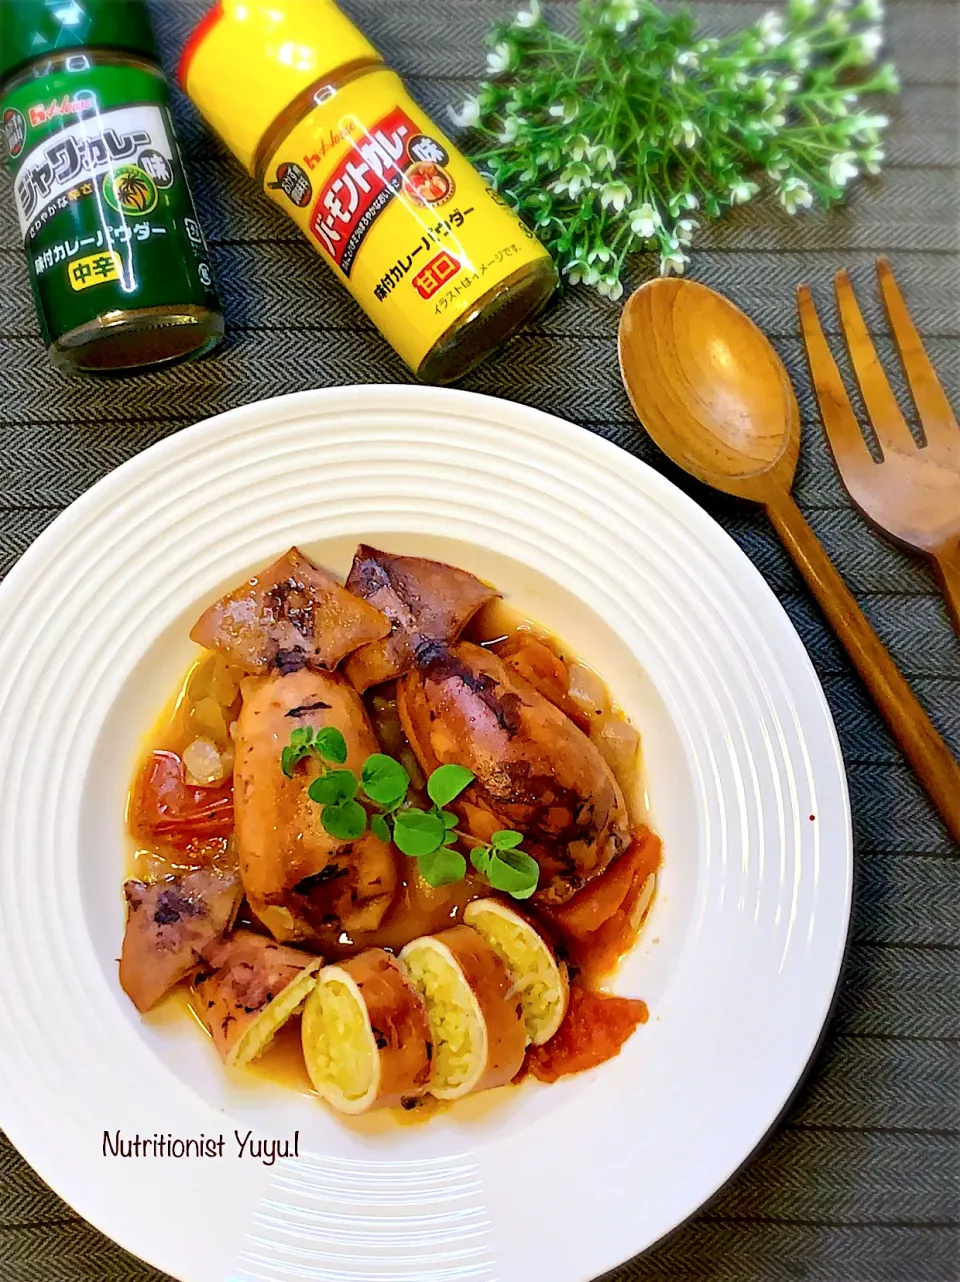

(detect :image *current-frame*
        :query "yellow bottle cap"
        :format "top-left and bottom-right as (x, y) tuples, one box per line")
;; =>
(179, 0), (380, 175)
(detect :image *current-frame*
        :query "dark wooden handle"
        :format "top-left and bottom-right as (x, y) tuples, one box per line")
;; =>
(766, 490), (960, 845)
(934, 542), (960, 640)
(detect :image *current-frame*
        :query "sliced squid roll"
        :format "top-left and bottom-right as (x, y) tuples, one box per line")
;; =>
(399, 925), (526, 1101)
(193, 931), (321, 1068)
(463, 899), (569, 1045)
(302, 949), (433, 1114)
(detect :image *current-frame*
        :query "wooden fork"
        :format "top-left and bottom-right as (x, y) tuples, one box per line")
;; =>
(797, 257), (960, 637)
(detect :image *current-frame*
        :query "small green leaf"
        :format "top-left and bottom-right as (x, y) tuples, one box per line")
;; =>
(470, 844), (492, 875)
(418, 847), (467, 888)
(321, 800), (368, 841)
(280, 746), (299, 778)
(443, 831), (460, 846)
(308, 769), (358, 806)
(393, 808), (446, 857)
(427, 763), (475, 808)
(315, 726), (348, 764)
(288, 726), (315, 749)
(486, 848), (540, 900)
(361, 754), (410, 807)
(370, 813), (392, 844)
(491, 829), (524, 849)
(442, 811), (459, 830)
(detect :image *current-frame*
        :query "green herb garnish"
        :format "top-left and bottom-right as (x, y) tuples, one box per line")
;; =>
(281, 724), (348, 777)
(279, 727), (539, 900)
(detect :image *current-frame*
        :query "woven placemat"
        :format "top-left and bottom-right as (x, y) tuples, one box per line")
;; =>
(0, 2), (957, 1279)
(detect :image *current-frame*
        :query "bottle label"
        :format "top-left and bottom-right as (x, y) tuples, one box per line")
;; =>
(263, 69), (553, 374)
(2, 59), (219, 347)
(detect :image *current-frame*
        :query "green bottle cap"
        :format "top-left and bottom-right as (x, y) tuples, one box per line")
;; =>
(0, 0), (159, 86)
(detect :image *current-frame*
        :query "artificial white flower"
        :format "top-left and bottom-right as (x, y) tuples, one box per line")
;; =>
(676, 50), (700, 70)
(550, 161), (593, 200)
(733, 71), (751, 89)
(680, 191), (699, 211)
(730, 179), (760, 205)
(630, 202), (661, 238)
(498, 114), (523, 143)
(599, 180), (632, 212)
(829, 151), (859, 187)
(548, 95), (579, 124)
(778, 175), (814, 214)
(486, 41), (513, 74)
(782, 75), (801, 93)
(605, 0), (641, 33)
(873, 63), (900, 93)
(860, 0), (884, 20)
(660, 242), (689, 276)
(863, 145), (885, 176)
(513, 0), (541, 28)
(564, 258), (596, 286)
(564, 133), (592, 161)
(673, 118), (700, 149)
(447, 97), (481, 128)
(851, 112), (890, 141)
(853, 27), (884, 64)
(757, 11), (785, 48)
(788, 0), (816, 18)
(589, 144), (618, 172)
(789, 38), (811, 71)
(597, 274), (625, 300)
(588, 247), (613, 267)
(669, 65), (686, 85)
(675, 218), (698, 246)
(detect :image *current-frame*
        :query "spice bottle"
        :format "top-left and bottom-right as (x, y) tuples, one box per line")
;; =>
(180, 0), (558, 384)
(0, 0), (223, 374)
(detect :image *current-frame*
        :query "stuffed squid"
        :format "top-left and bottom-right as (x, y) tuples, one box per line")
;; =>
(398, 641), (631, 906)
(233, 667), (399, 945)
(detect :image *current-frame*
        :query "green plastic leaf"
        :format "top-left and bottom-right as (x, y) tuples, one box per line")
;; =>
(427, 763), (475, 808)
(470, 844), (492, 876)
(361, 754), (410, 807)
(321, 800), (367, 841)
(315, 726), (348, 764)
(308, 769), (358, 806)
(486, 849), (540, 900)
(370, 813), (392, 844)
(418, 847), (467, 888)
(393, 808), (446, 858)
(491, 829), (524, 850)
(443, 831), (460, 846)
(442, 811), (459, 830)
(288, 726), (315, 748)
(280, 746), (299, 779)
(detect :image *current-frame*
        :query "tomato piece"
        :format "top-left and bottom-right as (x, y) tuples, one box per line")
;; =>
(550, 828), (660, 940)
(524, 984), (648, 1084)
(130, 750), (234, 848)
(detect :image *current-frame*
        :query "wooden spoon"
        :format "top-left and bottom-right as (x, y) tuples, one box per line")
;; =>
(619, 277), (960, 846)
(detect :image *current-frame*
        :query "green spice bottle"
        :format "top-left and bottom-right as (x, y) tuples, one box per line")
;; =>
(0, 0), (223, 374)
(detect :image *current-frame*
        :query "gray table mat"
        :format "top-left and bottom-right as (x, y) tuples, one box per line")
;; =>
(1, 1), (958, 1279)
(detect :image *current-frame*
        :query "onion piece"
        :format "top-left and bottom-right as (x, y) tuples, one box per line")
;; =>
(592, 717), (639, 784)
(182, 735), (226, 785)
(566, 662), (609, 721)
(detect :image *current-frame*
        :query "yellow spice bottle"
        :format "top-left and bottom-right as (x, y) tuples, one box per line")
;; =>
(179, 0), (558, 383)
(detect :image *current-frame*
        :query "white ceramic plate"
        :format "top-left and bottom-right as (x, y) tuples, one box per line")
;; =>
(0, 385), (851, 1282)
